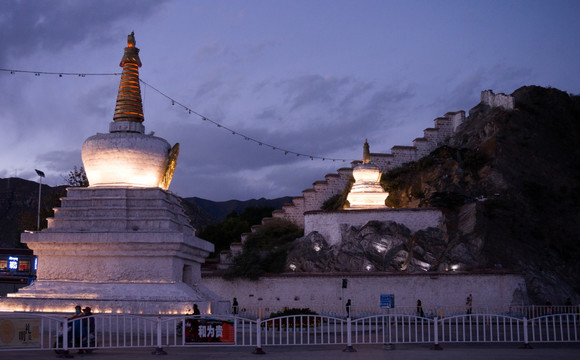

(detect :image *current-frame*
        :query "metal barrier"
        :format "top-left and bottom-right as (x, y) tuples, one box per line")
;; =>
(234, 304), (580, 320)
(0, 311), (578, 354)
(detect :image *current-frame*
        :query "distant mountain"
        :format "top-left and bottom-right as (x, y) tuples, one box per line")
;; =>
(183, 196), (293, 222)
(0, 177), (293, 247)
(0, 178), (67, 248)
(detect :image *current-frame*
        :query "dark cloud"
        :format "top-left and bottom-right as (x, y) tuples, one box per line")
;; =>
(36, 150), (82, 173)
(279, 75), (352, 111)
(0, 0), (167, 63)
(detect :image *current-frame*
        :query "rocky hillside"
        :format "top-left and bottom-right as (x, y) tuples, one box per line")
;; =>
(287, 86), (580, 305)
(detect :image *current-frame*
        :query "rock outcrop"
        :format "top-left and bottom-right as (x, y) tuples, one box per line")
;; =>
(286, 220), (460, 273)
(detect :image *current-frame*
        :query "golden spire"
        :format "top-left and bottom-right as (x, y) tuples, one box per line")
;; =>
(113, 32), (144, 123)
(362, 139), (371, 164)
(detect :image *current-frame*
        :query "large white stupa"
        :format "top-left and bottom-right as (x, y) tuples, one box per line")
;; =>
(2, 33), (223, 314)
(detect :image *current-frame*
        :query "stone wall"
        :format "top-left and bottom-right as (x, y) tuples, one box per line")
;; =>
(304, 208), (444, 245)
(203, 272), (528, 314)
(481, 90), (515, 110)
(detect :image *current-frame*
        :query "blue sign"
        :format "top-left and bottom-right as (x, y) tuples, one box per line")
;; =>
(380, 294), (395, 309)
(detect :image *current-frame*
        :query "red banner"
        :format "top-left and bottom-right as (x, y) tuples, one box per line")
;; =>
(184, 318), (235, 343)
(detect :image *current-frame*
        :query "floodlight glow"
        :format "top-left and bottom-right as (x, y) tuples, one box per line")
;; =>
(374, 243), (387, 253)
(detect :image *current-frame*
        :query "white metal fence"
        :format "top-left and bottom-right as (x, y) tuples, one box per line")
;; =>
(235, 304), (579, 320)
(0, 311), (578, 354)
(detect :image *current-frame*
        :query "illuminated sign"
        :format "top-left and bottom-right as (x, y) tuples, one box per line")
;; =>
(8, 256), (18, 270)
(33, 258), (38, 271)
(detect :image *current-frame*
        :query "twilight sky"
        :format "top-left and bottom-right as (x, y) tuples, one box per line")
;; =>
(1, 0), (579, 201)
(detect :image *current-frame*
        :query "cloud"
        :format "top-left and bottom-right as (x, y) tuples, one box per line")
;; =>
(279, 75), (352, 111)
(36, 150), (82, 173)
(438, 64), (534, 113)
(0, 0), (167, 63)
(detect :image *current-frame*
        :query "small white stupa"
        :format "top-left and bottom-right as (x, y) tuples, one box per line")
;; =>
(346, 139), (389, 209)
(2, 33), (223, 314)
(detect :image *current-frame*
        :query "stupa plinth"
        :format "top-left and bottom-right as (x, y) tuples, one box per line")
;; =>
(346, 140), (389, 209)
(2, 33), (223, 315)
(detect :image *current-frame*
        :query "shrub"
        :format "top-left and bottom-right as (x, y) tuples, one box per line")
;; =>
(223, 219), (303, 280)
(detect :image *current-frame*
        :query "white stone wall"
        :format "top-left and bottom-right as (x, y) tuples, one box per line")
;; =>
(434, 117), (454, 141)
(271, 169), (352, 228)
(423, 128), (440, 149)
(390, 146), (417, 167)
(481, 90), (515, 110)
(447, 111), (466, 132)
(304, 208), (443, 245)
(203, 273), (528, 314)
(370, 153), (393, 172)
(413, 138), (431, 158)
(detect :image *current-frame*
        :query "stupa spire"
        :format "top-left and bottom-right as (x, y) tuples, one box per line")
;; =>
(113, 32), (144, 124)
(362, 139), (371, 164)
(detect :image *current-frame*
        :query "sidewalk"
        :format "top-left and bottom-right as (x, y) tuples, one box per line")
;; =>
(1, 343), (579, 360)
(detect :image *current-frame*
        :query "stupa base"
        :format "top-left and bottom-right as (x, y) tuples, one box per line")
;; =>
(2, 280), (228, 315)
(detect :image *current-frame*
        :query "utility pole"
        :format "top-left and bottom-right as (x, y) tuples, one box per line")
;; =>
(35, 169), (45, 231)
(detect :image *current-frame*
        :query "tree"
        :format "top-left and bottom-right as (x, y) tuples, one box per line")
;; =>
(198, 206), (275, 256)
(64, 166), (89, 187)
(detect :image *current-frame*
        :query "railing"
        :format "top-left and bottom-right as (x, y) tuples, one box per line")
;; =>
(0, 311), (578, 354)
(232, 304), (579, 320)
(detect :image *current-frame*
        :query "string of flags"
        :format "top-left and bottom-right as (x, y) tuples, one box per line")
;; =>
(1, 67), (354, 163)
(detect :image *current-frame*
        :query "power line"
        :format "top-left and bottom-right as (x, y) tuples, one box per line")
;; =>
(0, 68), (121, 77)
(0, 67), (355, 163)
(139, 79), (353, 163)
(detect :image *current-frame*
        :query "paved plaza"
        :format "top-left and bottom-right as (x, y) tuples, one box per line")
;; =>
(1, 343), (579, 360)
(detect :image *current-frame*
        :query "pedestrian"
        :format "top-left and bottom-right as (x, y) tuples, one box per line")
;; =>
(416, 299), (425, 317)
(545, 299), (552, 315)
(466, 294), (473, 315)
(71, 305), (82, 319)
(232, 297), (239, 315)
(346, 299), (351, 318)
(564, 297), (572, 313)
(82, 307), (95, 334)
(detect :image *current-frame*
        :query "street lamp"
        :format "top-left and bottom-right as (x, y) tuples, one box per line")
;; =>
(35, 169), (45, 231)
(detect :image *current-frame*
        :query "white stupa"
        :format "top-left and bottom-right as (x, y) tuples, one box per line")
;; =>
(346, 140), (389, 209)
(2, 33), (223, 314)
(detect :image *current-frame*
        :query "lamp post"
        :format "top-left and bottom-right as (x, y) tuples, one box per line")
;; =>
(35, 169), (45, 231)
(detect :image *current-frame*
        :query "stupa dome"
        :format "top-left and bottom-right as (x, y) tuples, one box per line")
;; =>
(82, 33), (177, 189)
(352, 163), (381, 183)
